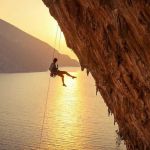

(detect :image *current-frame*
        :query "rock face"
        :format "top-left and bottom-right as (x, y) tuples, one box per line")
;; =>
(42, 0), (150, 149)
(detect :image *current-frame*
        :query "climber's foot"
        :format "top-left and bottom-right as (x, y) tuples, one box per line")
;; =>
(72, 76), (77, 79)
(63, 83), (67, 87)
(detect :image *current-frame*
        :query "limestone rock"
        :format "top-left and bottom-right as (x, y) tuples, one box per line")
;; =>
(42, 0), (150, 149)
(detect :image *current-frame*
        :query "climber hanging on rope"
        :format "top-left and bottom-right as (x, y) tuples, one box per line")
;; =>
(49, 58), (77, 87)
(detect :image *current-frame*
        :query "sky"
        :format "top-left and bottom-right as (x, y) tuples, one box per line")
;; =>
(0, 0), (77, 60)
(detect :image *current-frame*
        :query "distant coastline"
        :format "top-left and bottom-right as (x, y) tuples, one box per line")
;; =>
(0, 19), (79, 73)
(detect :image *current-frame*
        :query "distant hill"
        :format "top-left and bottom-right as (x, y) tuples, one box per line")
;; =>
(0, 19), (79, 73)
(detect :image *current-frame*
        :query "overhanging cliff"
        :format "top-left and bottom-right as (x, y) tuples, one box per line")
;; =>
(42, 0), (150, 149)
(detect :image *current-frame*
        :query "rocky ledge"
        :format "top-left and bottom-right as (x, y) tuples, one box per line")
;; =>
(42, 0), (150, 149)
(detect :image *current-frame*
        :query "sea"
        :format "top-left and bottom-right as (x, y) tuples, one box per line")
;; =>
(0, 67), (126, 150)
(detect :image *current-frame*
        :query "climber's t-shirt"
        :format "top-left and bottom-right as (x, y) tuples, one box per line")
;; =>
(49, 62), (58, 74)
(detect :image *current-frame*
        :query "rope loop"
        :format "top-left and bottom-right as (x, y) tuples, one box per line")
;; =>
(38, 24), (62, 149)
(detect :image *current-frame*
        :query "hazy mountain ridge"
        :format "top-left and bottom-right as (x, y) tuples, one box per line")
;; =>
(0, 19), (79, 73)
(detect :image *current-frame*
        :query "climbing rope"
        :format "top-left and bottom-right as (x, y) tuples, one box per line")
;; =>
(58, 29), (62, 60)
(38, 24), (62, 149)
(52, 25), (59, 59)
(38, 77), (51, 149)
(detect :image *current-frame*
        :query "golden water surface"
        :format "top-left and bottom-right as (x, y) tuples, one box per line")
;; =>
(0, 68), (126, 150)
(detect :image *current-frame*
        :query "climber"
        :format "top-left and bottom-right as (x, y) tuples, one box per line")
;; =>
(49, 58), (77, 86)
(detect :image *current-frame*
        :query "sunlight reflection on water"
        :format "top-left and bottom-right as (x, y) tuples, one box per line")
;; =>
(0, 68), (126, 150)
